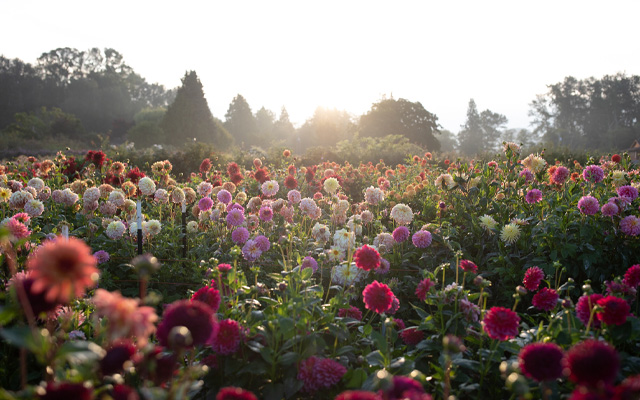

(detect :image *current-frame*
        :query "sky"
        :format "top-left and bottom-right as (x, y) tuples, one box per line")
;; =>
(3, 0), (640, 133)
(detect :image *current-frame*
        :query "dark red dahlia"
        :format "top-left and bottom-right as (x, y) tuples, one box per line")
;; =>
(338, 306), (363, 320)
(459, 259), (478, 273)
(100, 341), (137, 375)
(126, 167), (145, 184)
(284, 175), (298, 190)
(597, 296), (631, 326)
(384, 376), (427, 400)
(156, 300), (218, 349)
(216, 387), (258, 400)
(335, 391), (382, 400)
(211, 319), (242, 355)
(253, 167), (269, 184)
(191, 286), (221, 313)
(612, 154), (622, 163)
(518, 342), (564, 382)
(623, 265), (640, 288)
(39, 382), (92, 400)
(297, 356), (347, 393)
(305, 166), (317, 183)
(287, 165), (297, 176)
(523, 266), (544, 292)
(400, 327), (424, 346)
(532, 287), (559, 311)
(362, 281), (394, 314)
(482, 306), (520, 341)
(576, 294), (604, 329)
(354, 245), (380, 271)
(564, 340), (619, 386)
(227, 162), (240, 176)
(85, 150), (106, 168)
(137, 346), (177, 385)
(200, 158), (212, 175)
(110, 385), (140, 400)
(415, 278), (435, 301)
(13, 277), (59, 316)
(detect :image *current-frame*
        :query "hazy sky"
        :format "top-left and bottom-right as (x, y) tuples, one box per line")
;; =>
(3, 0), (639, 132)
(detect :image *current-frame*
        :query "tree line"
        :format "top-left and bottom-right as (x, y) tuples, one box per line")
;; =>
(2, 48), (639, 155)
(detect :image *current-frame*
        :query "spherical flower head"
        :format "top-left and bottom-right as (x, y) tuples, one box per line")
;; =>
(564, 340), (619, 386)
(624, 265), (640, 288)
(354, 245), (380, 271)
(27, 237), (98, 304)
(226, 208), (245, 227)
(100, 341), (137, 376)
(618, 185), (639, 201)
(27, 177), (45, 192)
(106, 220), (126, 240)
(231, 227), (250, 245)
(211, 319), (242, 355)
(411, 230), (432, 248)
(523, 267), (544, 291)
(479, 214), (498, 232)
(385, 376), (427, 400)
(335, 391), (383, 400)
(171, 187), (186, 204)
(612, 154), (622, 163)
(242, 239), (262, 262)
(138, 177), (156, 196)
(301, 256), (319, 273)
(363, 280), (394, 314)
(390, 203), (413, 225)
(532, 287), (559, 311)
(578, 195), (600, 215)
(92, 289), (157, 346)
(287, 189), (301, 204)
(500, 223), (521, 244)
(525, 189), (543, 204)
(24, 199), (44, 217)
(518, 342), (564, 382)
(459, 259), (478, 274)
(216, 189), (231, 205)
(157, 300), (218, 349)
(415, 278), (435, 301)
(93, 250), (110, 264)
(197, 196), (213, 212)
(338, 306), (363, 320)
(519, 168), (534, 184)
(601, 201), (619, 216)
(375, 258), (390, 275)
(323, 177), (340, 194)
(216, 387), (258, 400)
(392, 226), (410, 243)
(482, 306), (520, 341)
(400, 327), (424, 346)
(551, 166), (570, 185)
(258, 206), (273, 222)
(297, 356), (347, 393)
(261, 180), (279, 197)
(253, 235), (270, 252)
(596, 295), (630, 326)
(192, 286), (221, 313)
(620, 215), (640, 236)
(575, 293), (603, 329)
(582, 165), (605, 183)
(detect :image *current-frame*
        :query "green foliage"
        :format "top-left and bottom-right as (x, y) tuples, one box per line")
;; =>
(224, 94), (258, 148)
(458, 99), (508, 155)
(3, 107), (84, 140)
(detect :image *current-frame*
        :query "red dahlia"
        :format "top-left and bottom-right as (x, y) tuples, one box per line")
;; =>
(564, 340), (619, 386)
(459, 259), (478, 273)
(335, 391), (382, 400)
(482, 306), (520, 341)
(400, 327), (424, 346)
(211, 319), (242, 355)
(415, 278), (435, 301)
(518, 342), (564, 382)
(624, 264), (640, 288)
(362, 281), (394, 314)
(284, 175), (298, 189)
(532, 287), (559, 311)
(216, 387), (258, 400)
(523, 266), (544, 292)
(354, 245), (380, 271)
(575, 294), (604, 329)
(191, 285), (221, 313)
(156, 300), (218, 349)
(596, 296), (631, 326)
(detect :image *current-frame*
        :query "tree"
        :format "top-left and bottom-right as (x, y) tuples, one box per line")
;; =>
(224, 94), (257, 148)
(359, 97), (440, 151)
(438, 129), (458, 152)
(296, 107), (357, 150)
(457, 99), (507, 155)
(161, 71), (231, 148)
(127, 108), (166, 148)
(3, 107), (83, 140)
(255, 106), (275, 147)
(272, 107), (295, 141)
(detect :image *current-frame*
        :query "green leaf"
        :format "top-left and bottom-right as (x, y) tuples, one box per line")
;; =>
(56, 341), (106, 365)
(366, 350), (387, 367)
(345, 368), (368, 388)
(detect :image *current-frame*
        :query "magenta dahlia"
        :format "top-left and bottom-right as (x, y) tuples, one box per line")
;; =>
(415, 278), (435, 301)
(525, 189), (543, 204)
(575, 294), (604, 329)
(459, 259), (478, 273)
(211, 319), (242, 355)
(354, 245), (380, 271)
(582, 165), (604, 183)
(411, 230), (432, 248)
(191, 286), (221, 313)
(482, 306), (520, 341)
(297, 356), (346, 392)
(624, 264), (640, 287)
(338, 306), (363, 320)
(532, 287), (559, 311)
(564, 340), (619, 386)
(400, 327), (424, 346)
(392, 226), (410, 242)
(523, 266), (544, 291)
(362, 281), (394, 314)
(578, 195), (600, 215)
(335, 391), (383, 400)
(216, 387), (258, 400)
(156, 300), (218, 349)
(518, 342), (564, 382)
(620, 215), (640, 236)
(596, 296), (631, 326)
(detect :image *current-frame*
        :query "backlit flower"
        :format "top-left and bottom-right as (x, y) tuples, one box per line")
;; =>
(596, 296), (630, 326)
(363, 280), (394, 314)
(411, 230), (432, 248)
(261, 180), (279, 197)
(620, 215), (640, 236)
(500, 223), (520, 244)
(92, 289), (157, 346)
(582, 165), (605, 183)
(482, 306), (520, 341)
(191, 286), (221, 313)
(390, 203), (413, 225)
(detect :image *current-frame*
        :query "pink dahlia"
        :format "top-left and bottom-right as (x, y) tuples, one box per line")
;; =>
(301, 256), (319, 273)
(575, 294), (604, 329)
(6, 218), (31, 242)
(392, 226), (410, 242)
(354, 245), (380, 271)
(335, 391), (383, 400)
(226, 208), (245, 227)
(216, 387), (258, 400)
(231, 227), (250, 244)
(156, 300), (218, 349)
(601, 202), (619, 216)
(411, 230), (432, 248)
(582, 165), (605, 183)
(338, 306), (363, 320)
(459, 259), (478, 273)
(198, 197), (214, 212)
(297, 356), (346, 392)
(519, 168), (534, 183)
(400, 327), (424, 346)
(532, 287), (559, 311)
(618, 185), (639, 201)
(518, 342), (564, 382)
(620, 215), (640, 236)
(217, 263), (233, 273)
(578, 196), (599, 215)
(362, 280), (394, 314)
(551, 166), (570, 185)
(254, 235), (270, 252)
(191, 286), (221, 313)
(525, 189), (543, 204)
(217, 189), (232, 205)
(624, 264), (640, 287)
(564, 340), (619, 386)
(415, 278), (435, 301)
(596, 296), (631, 326)
(482, 306), (520, 341)
(523, 267), (544, 292)
(211, 319), (242, 355)
(258, 206), (273, 222)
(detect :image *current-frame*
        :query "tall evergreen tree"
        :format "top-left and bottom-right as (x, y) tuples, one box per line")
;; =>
(273, 106), (295, 140)
(161, 71), (231, 148)
(458, 99), (507, 155)
(224, 94), (257, 148)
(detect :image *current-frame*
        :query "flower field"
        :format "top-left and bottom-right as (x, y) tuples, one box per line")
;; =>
(1, 144), (640, 399)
